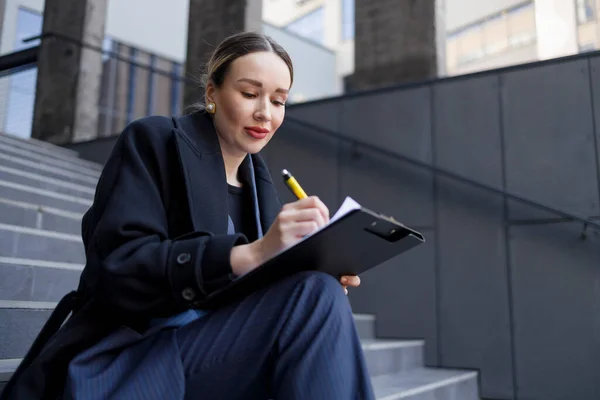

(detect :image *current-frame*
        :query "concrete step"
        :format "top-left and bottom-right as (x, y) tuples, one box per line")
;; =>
(0, 223), (85, 264)
(0, 142), (101, 180)
(0, 164), (95, 199)
(0, 133), (103, 172)
(0, 198), (82, 235)
(372, 368), (480, 400)
(0, 151), (99, 187)
(0, 358), (19, 394)
(0, 179), (92, 214)
(0, 132), (80, 159)
(0, 302), (53, 359)
(0, 357), (480, 399)
(0, 360), (477, 399)
(0, 258), (82, 303)
(355, 313), (376, 339)
(363, 339), (425, 377)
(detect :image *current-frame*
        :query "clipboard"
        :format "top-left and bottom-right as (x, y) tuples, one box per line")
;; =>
(201, 197), (425, 308)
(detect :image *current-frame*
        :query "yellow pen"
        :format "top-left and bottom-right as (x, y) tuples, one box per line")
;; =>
(282, 169), (307, 199)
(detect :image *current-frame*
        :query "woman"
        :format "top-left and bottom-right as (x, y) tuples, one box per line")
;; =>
(2, 32), (375, 399)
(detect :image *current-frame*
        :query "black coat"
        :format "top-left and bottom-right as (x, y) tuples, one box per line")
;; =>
(1, 111), (283, 399)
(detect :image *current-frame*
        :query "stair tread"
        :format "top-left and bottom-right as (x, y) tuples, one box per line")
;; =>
(0, 132), (79, 158)
(372, 368), (478, 400)
(0, 358), (20, 381)
(0, 133), (103, 171)
(0, 256), (84, 270)
(0, 143), (102, 178)
(361, 339), (424, 349)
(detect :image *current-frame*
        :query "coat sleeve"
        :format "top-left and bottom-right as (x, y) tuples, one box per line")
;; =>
(81, 118), (247, 319)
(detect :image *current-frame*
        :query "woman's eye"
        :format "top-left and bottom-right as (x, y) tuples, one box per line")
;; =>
(273, 100), (286, 107)
(242, 92), (256, 98)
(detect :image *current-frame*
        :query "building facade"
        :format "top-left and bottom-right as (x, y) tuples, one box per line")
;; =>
(0, 0), (337, 139)
(0, 0), (598, 139)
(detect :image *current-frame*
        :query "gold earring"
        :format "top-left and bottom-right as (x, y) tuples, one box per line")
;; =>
(206, 102), (216, 114)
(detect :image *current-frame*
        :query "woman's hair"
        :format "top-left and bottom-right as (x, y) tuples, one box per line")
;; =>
(188, 31), (294, 112)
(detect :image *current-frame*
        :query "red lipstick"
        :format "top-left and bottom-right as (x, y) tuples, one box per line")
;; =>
(244, 126), (270, 139)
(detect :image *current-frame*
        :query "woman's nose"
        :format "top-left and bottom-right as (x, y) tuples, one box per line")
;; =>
(255, 102), (272, 122)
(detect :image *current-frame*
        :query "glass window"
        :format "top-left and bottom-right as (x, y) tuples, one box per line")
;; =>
(507, 2), (536, 48)
(14, 7), (42, 50)
(3, 7), (43, 138)
(171, 62), (183, 116)
(445, 36), (459, 71)
(456, 24), (485, 66)
(579, 43), (596, 52)
(285, 7), (325, 45)
(126, 47), (137, 124)
(341, 0), (354, 41)
(576, 0), (595, 24)
(483, 13), (508, 56)
(577, 20), (599, 49)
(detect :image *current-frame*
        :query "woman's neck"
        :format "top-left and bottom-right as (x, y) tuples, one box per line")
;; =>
(221, 150), (246, 187)
(214, 126), (246, 187)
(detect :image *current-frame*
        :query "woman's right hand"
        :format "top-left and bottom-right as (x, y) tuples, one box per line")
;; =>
(230, 196), (330, 276)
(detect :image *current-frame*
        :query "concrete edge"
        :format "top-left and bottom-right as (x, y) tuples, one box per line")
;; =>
(0, 300), (57, 310)
(0, 256), (84, 271)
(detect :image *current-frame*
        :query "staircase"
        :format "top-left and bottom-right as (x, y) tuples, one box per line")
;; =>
(0, 132), (480, 399)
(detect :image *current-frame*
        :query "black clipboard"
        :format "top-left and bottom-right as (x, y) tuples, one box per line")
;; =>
(202, 198), (425, 308)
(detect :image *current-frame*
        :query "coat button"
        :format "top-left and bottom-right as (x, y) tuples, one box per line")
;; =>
(182, 287), (196, 301)
(177, 252), (191, 265)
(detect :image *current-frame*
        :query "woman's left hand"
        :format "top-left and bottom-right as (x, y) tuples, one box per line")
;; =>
(340, 275), (361, 295)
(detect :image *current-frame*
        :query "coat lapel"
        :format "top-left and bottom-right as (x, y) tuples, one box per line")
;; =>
(172, 112), (228, 235)
(171, 111), (282, 236)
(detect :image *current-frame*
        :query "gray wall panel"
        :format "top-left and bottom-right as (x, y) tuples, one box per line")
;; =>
(266, 122), (340, 210)
(433, 76), (503, 188)
(509, 223), (600, 400)
(338, 143), (434, 228)
(350, 229), (438, 366)
(339, 88), (433, 164)
(286, 101), (342, 133)
(501, 59), (599, 220)
(436, 177), (513, 399)
(590, 56), (600, 214)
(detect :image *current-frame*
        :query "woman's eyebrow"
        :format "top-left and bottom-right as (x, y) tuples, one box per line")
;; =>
(237, 78), (289, 94)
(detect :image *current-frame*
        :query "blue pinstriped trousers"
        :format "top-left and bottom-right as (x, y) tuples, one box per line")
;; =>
(65, 271), (376, 399)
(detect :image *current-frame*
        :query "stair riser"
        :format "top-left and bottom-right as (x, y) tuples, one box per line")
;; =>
(0, 264), (81, 302)
(0, 156), (98, 187)
(0, 169), (95, 199)
(0, 309), (51, 359)
(0, 143), (101, 179)
(364, 344), (424, 377)
(0, 203), (82, 235)
(0, 184), (91, 214)
(355, 316), (376, 340)
(0, 230), (85, 264)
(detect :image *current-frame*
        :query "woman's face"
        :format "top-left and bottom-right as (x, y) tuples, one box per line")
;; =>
(206, 51), (291, 157)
